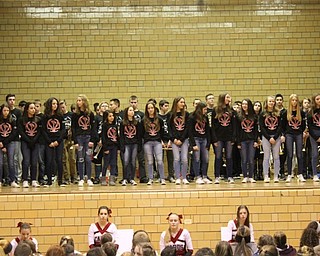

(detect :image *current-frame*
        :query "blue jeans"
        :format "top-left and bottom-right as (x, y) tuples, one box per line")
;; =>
(76, 135), (92, 180)
(21, 141), (39, 181)
(45, 141), (64, 184)
(38, 144), (46, 182)
(123, 144), (138, 181)
(240, 140), (255, 178)
(214, 141), (233, 178)
(262, 136), (281, 177)
(144, 141), (165, 180)
(310, 136), (319, 176)
(172, 139), (189, 179)
(102, 146), (118, 176)
(192, 137), (209, 177)
(12, 141), (21, 181)
(286, 133), (303, 175)
(0, 142), (15, 183)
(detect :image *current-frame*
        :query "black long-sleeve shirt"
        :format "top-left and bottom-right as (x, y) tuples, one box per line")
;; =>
(211, 108), (237, 143)
(18, 116), (42, 146)
(71, 111), (96, 144)
(119, 120), (142, 151)
(188, 114), (210, 148)
(169, 112), (189, 143)
(281, 110), (306, 136)
(259, 111), (282, 140)
(41, 114), (65, 144)
(0, 118), (18, 147)
(236, 115), (258, 143)
(101, 122), (119, 150)
(308, 108), (320, 141)
(142, 117), (165, 143)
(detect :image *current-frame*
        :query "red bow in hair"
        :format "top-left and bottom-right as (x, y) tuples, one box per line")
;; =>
(108, 208), (112, 217)
(166, 213), (183, 223)
(17, 222), (32, 228)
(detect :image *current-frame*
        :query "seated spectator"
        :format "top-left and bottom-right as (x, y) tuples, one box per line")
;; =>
(133, 243), (156, 256)
(300, 228), (319, 248)
(273, 231), (296, 256)
(259, 245), (279, 256)
(132, 230), (151, 252)
(195, 247), (214, 256)
(59, 235), (81, 255)
(101, 234), (113, 246)
(232, 226), (257, 256)
(46, 245), (65, 256)
(102, 242), (117, 256)
(253, 234), (275, 256)
(0, 239), (12, 255)
(87, 247), (107, 256)
(297, 246), (315, 256)
(215, 241), (233, 256)
(161, 246), (176, 256)
(14, 243), (32, 256)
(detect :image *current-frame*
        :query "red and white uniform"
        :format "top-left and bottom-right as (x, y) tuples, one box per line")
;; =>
(88, 222), (118, 248)
(227, 219), (254, 243)
(160, 228), (193, 256)
(9, 237), (39, 256)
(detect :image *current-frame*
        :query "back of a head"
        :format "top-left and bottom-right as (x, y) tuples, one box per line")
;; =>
(87, 247), (107, 256)
(132, 230), (150, 249)
(14, 243), (32, 256)
(300, 228), (319, 248)
(195, 247), (215, 256)
(298, 246), (315, 256)
(273, 231), (287, 250)
(102, 242), (117, 256)
(22, 240), (36, 254)
(140, 243), (156, 256)
(63, 244), (75, 256)
(215, 241), (233, 256)
(259, 245), (279, 256)
(45, 245), (65, 256)
(258, 235), (275, 249)
(101, 233), (113, 246)
(161, 246), (176, 256)
(0, 239), (13, 255)
(234, 227), (253, 256)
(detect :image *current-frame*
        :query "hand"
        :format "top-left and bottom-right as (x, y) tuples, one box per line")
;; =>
(98, 140), (102, 146)
(280, 136), (285, 143)
(74, 144), (79, 150)
(53, 141), (59, 147)
(104, 150), (110, 154)
(253, 142), (258, 148)
(269, 138), (276, 145)
(2, 147), (6, 153)
(174, 139), (182, 146)
(193, 146), (199, 151)
(88, 142), (94, 148)
(0, 142), (3, 148)
(237, 145), (241, 149)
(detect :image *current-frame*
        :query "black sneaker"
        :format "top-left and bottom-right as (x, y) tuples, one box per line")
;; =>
(140, 176), (149, 183)
(93, 178), (100, 185)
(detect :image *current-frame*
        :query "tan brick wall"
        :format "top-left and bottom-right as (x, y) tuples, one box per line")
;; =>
(1, 188), (319, 253)
(0, 0), (319, 108)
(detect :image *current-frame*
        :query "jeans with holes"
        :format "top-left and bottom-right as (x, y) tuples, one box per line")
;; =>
(192, 137), (209, 178)
(309, 136), (319, 176)
(285, 133), (303, 175)
(240, 140), (255, 178)
(76, 135), (92, 181)
(123, 144), (138, 181)
(21, 141), (39, 181)
(144, 140), (165, 180)
(261, 136), (281, 178)
(214, 141), (233, 178)
(0, 142), (15, 183)
(172, 139), (189, 179)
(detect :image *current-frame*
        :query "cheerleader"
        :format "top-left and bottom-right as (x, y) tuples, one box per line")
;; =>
(211, 93), (237, 184)
(307, 93), (320, 182)
(101, 110), (119, 186)
(9, 222), (38, 256)
(0, 104), (18, 187)
(119, 106), (142, 186)
(282, 94), (306, 182)
(142, 101), (166, 185)
(237, 99), (258, 183)
(42, 97), (65, 186)
(169, 96), (190, 185)
(88, 206), (118, 248)
(160, 213), (193, 256)
(18, 102), (42, 188)
(259, 96), (284, 183)
(72, 94), (96, 187)
(188, 102), (211, 184)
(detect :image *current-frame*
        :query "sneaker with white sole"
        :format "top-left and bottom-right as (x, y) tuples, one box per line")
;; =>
(175, 179), (181, 185)
(130, 180), (137, 186)
(196, 177), (204, 185)
(169, 177), (175, 183)
(242, 177), (248, 183)
(285, 175), (292, 183)
(249, 178), (256, 183)
(11, 181), (20, 188)
(313, 175), (319, 182)
(182, 179), (189, 184)
(214, 177), (220, 184)
(297, 174), (306, 182)
(78, 180), (84, 187)
(202, 177), (213, 184)
(32, 180), (40, 187)
(122, 179), (128, 186)
(228, 177), (235, 184)
(264, 175), (270, 183)
(23, 181), (29, 188)
(87, 180), (94, 186)
(147, 179), (153, 185)
(161, 179), (166, 185)
(274, 177), (279, 183)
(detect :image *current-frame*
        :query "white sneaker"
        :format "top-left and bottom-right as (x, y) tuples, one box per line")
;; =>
(203, 177), (213, 184)
(214, 177), (220, 184)
(286, 175), (292, 183)
(130, 180), (137, 186)
(11, 181), (20, 188)
(196, 177), (204, 184)
(182, 179), (189, 185)
(78, 180), (84, 187)
(32, 180), (40, 187)
(23, 181), (29, 188)
(228, 177), (235, 184)
(249, 178), (256, 183)
(175, 179), (181, 185)
(122, 179), (128, 186)
(160, 179), (166, 185)
(147, 179), (153, 185)
(297, 174), (306, 182)
(313, 175), (319, 182)
(242, 177), (248, 183)
(274, 177), (279, 183)
(87, 180), (94, 186)
(0, 182), (2, 187)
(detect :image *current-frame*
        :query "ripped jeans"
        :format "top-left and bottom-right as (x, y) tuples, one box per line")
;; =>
(76, 135), (92, 180)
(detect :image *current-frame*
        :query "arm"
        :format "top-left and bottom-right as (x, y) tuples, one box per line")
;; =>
(159, 231), (166, 253)
(88, 223), (95, 248)
(249, 223), (255, 243)
(184, 229), (194, 253)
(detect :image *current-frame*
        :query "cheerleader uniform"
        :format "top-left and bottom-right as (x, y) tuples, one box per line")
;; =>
(88, 222), (118, 248)
(9, 237), (39, 256)
(160, 228), (193, 256)
(227, 219), (254, 243)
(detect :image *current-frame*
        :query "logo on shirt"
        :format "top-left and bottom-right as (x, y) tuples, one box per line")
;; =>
(47, 119), (60, 133)
(124, 124), (136, 138)
(174, 116), (185, 131)
(313, 113), (320, 127)
(25, 121), (38, 136)
(241, 119), (254, 133)
(107, 127), (117, 142)
(264, 116), (278, 130)
(0, 123), (12, 137)
(219, 113), (231, 127)
(288, 116), (301, 130)
(78, 116), (90, 130)
(195, 121), (206, 134)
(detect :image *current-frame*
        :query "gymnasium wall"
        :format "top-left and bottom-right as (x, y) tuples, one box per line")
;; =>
(0, 0), (319, 107)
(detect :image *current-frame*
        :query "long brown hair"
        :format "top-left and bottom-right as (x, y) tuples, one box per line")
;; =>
(170, 96), (186, 123)
(144, 102), (160, 132)
(75, 94), (91, 115)
(262, 96), (279, 117)
(215, 93), (232, 119)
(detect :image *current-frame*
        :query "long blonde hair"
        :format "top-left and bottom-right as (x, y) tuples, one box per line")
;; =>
(287, 94), (301, 122)
(75, 94), (91, 115)
(263, 96), (279, 117)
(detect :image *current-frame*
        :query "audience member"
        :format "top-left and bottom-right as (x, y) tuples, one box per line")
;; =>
(273, 231), (296, 256)
(259, 245), (279, 256)
(215, 241), (233, 256)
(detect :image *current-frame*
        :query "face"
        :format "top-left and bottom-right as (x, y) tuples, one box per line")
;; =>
(168, 214), (180, 230)
(27, 104), (36, 117)
(76, 97), (83, 109)
(238, 208), (248, 223)
(315, 95), (320, 108)
(34, 103), (41, 114)
(20, 228), (31, 241)
(276, 96), (283, 108)
(242, 100), (248, 112)
(206, 95), (214, 107)
(7, 97), (15, 108)
(160, 103), (169, 114)
(254, 102), (261, 113)
(202, 106), (208, 115)
(98, 208), (109, 222)
(134, 245), (143, 256)
(193, 99), (201, 109)
(2, 106), (10, 118)
(100, 103), (108, 113)
(127, 107), (135, 118)
(51, 99), (58, 111)
(232, 104), (240, 112)
(225, 94), (232, 105)
(130, 99), (138, 110)
(267, 97), (275, 109)
(147, 104), (155, 116)
(290, 96), (298, 108)
(59, 103), (67, 113)
(302, 99), (310, 110)
(109, 101), (117, 111)
(107, 112), (114, 123)
(177, 98), (185, 111)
